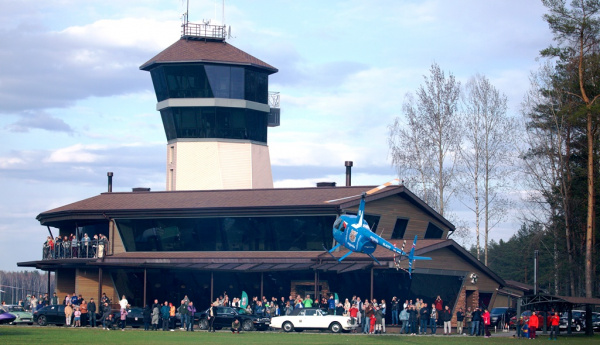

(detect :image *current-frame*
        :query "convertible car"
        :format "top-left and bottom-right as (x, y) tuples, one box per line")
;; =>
(2, 305), (33, 325)
(270, 308), (356, 333)
(0, 308), (16, 325)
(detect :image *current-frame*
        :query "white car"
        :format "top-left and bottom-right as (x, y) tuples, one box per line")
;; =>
(270, 308), (356, 333)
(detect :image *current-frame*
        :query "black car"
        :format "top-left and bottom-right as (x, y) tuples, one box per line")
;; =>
(113, 307), (146, 328)
(33, 305), (101, 326)
(591, 313), (600, 331)
(559, 310), (586, 332)
(489, 307), (516, 327)
(196, 306), (270, 331)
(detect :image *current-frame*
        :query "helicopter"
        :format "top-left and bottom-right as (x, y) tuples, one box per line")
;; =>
(325, 179), (431, 277)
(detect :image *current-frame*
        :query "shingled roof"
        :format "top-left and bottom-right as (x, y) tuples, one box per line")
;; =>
(36, 185), (455, 231)
(139, 38), (277, 73)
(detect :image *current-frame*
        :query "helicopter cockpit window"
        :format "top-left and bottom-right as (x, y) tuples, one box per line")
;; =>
(334, 218), (347, 232)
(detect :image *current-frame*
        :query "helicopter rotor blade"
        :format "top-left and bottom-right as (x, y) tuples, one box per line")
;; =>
(325, 178), (401, 203)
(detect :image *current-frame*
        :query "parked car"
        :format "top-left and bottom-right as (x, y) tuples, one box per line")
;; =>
(0, 307), (16, 325)
(559, 310), (586, 332)
(33, 304), (101, 326)
(489, 307), (516, 327)
(2, 305), (33, 325)
(113, 307), (145, 328)
(591, 312), (600, 331)
(196, 306), (270, 331)
(270, 307), (356, 333)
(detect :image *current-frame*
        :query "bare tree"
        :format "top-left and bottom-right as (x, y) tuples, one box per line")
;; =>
(388, 63), (462, 217)
(459, 74), (514, 265)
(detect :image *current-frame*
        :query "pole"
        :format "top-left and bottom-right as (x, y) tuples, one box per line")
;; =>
(97, 268), (103, 304)
(534, 250), (539, 294)
(210, 272), (214, 304)
(370, 268), (374, 300)
(143, 269), (147, 308)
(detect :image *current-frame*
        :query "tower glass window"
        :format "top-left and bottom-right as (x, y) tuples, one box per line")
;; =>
(160, 107), (267, 143)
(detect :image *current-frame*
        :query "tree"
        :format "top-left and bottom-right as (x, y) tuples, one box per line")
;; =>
(460, 74), (515, 265)
(388, 63), (462, 217)
(542, 0), (600, 300)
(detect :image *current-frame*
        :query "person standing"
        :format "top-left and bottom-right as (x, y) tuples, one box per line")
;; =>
(456, 307), (464, 335)
(208, 303), (216, 332)
(65, 303), (73, 326)
(73, 306), (81, 327)
(187, 301), (196, 331)
(51, 292), (58, 306)
(419, 303), (429, 335)
(380, 299), (387, 333)
(169, 302), (176, 330)
(430, 306), (438, 334)
(528, 311), (539, 339)
(178, 300), (188, 330)
(303, 294), (313, 308)
(88, 298), (97, 327)
(399, 306), (409, 334)
(79, 298), (88, 326)
(101, 302), (111, 329)
(143, 304), (151, 331)
(120, 307), (128, 331)
(391, 297), (399, 326)
(151, 304), (160, 330)
(119, 295), (128, 311)
(408, 305), (418, 335)
(549, 312), (559, 340)
(434, 296), (443, 326)
(161, 301), (170, 331)
(442, 305), (452, 335)
(482, 309), (491, 338)
(471, 307), (481, 336)
(327, 295), (336, 315)
(464, 307), (472, 334)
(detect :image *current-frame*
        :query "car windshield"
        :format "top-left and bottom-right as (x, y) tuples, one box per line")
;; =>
(490, 308), (506, 314)
(9, 306), (25, 312)
(236, 308), (247, 315)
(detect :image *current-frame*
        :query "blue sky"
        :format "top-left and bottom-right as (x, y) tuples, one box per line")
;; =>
(0, 0), (552, 271)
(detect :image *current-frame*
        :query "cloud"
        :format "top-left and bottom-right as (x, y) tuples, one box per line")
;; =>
(5, 111), (74, 133)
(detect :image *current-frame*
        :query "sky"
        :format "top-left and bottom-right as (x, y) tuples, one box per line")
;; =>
(0, 0), (554, 271)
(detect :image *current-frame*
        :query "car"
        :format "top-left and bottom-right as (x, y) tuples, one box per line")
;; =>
(591, 312), (600, 331)
(559, 310), (586, 332)
(33, 304), (101, 326)
(1, 305), (33, 325)
(196, 306), (270, 331)
(0, 308), (16, 325)
(270, 308), (356, 333)
(113, 307), (145, 328)
(489, 307), (516, 327)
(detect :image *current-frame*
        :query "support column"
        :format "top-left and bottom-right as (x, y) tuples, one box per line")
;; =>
(97, 268), (103, 304)
(314, 271), (318, 300)
(210, 272), (214, 303)
(47, 271), (51, 294)
(370, 268), (374, 300)
(143, 269), (147, 308)
(260, 272), (264, 298)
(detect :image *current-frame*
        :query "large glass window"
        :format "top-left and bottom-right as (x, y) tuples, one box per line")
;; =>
(160, 107), (267, 143)
(150, 64), (267, 103)
(424, 222), (443, 239)
(391, 218), (409, 239)
(115, 215), (336, 252)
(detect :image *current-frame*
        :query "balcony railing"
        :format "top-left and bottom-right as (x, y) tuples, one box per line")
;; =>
(42, 239), (109, 260)
(181, 22), (227, 41)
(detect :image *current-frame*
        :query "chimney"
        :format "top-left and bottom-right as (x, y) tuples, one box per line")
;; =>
(345, 161), (353, 186)
(316, 182), (336, 188)
(107, 172), (113, 193)
(132, 187), (151, 192)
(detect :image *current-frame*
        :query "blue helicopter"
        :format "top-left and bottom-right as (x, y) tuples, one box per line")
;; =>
(325, 179), (431, 277)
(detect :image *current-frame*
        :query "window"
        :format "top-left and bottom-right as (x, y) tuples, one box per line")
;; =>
(424, 222), (443, 239)
(391, 218), (409, 239)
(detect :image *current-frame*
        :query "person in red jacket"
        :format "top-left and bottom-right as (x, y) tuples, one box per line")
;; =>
(549, 312), (560, 340)
(528, 311), (539, 339)
(482, 309), (491, 338)
(349, 303), (359, 332)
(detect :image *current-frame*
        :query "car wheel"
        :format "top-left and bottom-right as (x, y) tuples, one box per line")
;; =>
(282, 321), (294, 332)
(242, 319), (254, 331)
(329, 322), (342, 333)
(199, 318), (208, 330)
(575, 324), (581, 332)
(37, 315), (47, 326)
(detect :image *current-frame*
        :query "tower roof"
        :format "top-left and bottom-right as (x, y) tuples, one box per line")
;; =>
(140, 38), (278, 73)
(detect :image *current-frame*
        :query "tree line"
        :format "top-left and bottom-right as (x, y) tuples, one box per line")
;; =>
(387, 0), (599, 299)
(0, 270), (55, 305)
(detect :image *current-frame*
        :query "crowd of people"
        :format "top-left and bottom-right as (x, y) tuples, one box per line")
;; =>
(42, 233), (109, 259)
(17, 289), (563, 338)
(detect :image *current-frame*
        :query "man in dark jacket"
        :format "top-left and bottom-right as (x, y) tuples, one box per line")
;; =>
(178, 300), (189, 330)
(419, 303), (430, 335)
(441, 305), (452, 335)
(160, 301), (170, 331)
(101, 302), (111, 329)
(471, 307), (481, 336)
(408, 306), (418, 335)
(88, 298), (97, 327)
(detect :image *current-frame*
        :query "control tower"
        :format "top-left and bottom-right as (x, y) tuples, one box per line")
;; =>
(140, 21), (280, 191)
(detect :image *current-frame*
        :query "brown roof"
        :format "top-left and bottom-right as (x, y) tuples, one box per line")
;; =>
(139, 38), (277, 73)
(36, 185), (455, 231)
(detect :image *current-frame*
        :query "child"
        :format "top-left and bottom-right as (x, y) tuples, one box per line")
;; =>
(74, 307), (81, 327)
(522, 323), (529, 339)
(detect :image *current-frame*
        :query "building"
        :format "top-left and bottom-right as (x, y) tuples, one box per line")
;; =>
(140, 21), (280, 191)
(18, 19), (508, 326)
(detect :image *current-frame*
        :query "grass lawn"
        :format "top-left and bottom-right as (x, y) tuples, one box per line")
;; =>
(1, 326), (598, 345)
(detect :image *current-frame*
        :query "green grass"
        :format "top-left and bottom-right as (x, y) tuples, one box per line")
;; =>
(1, 326), (599, 345)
